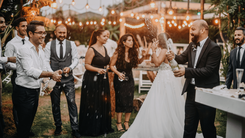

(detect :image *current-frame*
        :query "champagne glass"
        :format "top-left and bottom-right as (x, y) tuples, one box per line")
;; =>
(236, 68), (244, 90)
(103, 66), (107, 79)
(118, 71), (126, 81)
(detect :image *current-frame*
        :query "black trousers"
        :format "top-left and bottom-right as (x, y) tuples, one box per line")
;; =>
(11, 71), (19, 129)
(12, 85), (39, 138)
(50, 81), (79, 131)
(183, 84), (217, 138)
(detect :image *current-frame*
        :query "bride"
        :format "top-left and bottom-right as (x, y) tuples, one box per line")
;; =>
(120, 33), (185, 138)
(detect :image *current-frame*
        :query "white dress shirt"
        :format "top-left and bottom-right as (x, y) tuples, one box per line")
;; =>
(104, 38), (117, 57)
(0, 38), (8, 67)
(191, 37), (208, 85)
(45, 39), (78, 72)
(236, 43), (245, 66)
(4, 35), (29, 70)
(16, 40), (47, 89)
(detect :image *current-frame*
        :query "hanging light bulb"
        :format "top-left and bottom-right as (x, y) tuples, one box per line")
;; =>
(155, 19), (158, 22)
(142, 14), (145, 18)
(171, 20), (174, 24)
(169, 24), (172, 27)
(59, 0), (62, 3)
(111, 10), (115, 14)
(94, 21), (97, 24)
(186, 15), (190, 21)
(51, 19), (54, 23)
(113, 21), (116, 25)
(65, 21), (68, 24)
(188, 24), (191, 27)
(90, 21), (93, 25)
(99, 6), (102, 12)
(119, 18), (122, 22)
(136, 16), (140, 20)
(101, 22), (105, 26)
(215, 19), (219, 24)
(160, 19), (164, 23)
(150, 1), (155, 8)
(102, 18), (105, 22)
(178, 25), (181, 29)
(120, 12), (123, 16)
(131, 12), (134, 17)
(85, 3), (89, 9)
(168, 9), (174, 15)
(58, 21), (62, 24)
(68, 18), (71, 22)
(51, 1), (57, 9)
(79, 22), (82, 26)
(54, 20), (56, 23)
(72, 21), (75, 25)
(182, 24), (185, 27)
(190, 22), (193, 25)
(71, 0), (75, 6)
(86, 21), (89, 25)
(167, 21), (170, 24)
(150, 15), (154, 19)
(161, 16), (164, 20)
(108, 21), (111, 24)
(174, 23), (177, 26)
(173, 16), (176, 20)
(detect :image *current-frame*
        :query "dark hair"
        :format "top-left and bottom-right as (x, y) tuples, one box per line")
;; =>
(0, 13), (4, 18)
(89, 29), (106, 47)
(158, 33), (171, 49)
(12, 17), (27, 28)
(236, 27), (245, 35)
(55, 23), (67, 30)
(116, 33), (139, 69)
(27, 20), (44, 37)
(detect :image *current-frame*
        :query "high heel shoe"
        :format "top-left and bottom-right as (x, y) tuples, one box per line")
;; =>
(116, 122), (125, 132)
(124, 121), (129, 131)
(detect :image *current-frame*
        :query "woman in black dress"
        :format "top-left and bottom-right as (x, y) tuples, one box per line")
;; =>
(79, 29), (114, 136)
(110, 33), (145, 131)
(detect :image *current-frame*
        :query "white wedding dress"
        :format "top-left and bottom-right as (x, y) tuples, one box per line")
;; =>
(121, 62), (185, 138)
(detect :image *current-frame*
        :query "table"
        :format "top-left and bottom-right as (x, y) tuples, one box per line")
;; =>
(195, 88), (245, 138)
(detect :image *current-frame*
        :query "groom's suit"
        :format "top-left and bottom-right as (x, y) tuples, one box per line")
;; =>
(175, 37), (221, 138)
(225, 44), (245, 89)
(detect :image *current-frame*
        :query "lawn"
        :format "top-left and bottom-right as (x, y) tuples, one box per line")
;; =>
(2, 86), (226, 138)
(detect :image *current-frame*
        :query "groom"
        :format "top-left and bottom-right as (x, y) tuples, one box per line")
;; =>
(167, 20), (221, 138)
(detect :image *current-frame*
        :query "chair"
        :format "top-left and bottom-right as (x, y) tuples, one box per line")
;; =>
(138, 71), (152, 93)
(2, 70), (12, 84)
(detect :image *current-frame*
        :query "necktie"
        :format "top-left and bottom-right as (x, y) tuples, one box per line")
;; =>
(196, 42), (200, 47)
(59, 41), (63, 59)
(237, 46), (242, 68)
(22, 39), (25, 45)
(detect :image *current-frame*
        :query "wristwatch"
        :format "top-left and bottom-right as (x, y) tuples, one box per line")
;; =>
(69, 67), (72, 72)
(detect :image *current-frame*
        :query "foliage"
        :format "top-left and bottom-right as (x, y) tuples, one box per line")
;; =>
(104, 24), (120, 41)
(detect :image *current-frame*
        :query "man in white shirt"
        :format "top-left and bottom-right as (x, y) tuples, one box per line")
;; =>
(4, 17), (30, 134)
(104, 30), (117, 57)
(226, 27), (245, 89)
(12, 21), (62, 138)
(0, 13), (17, 137)
(44, 24), (80, 138)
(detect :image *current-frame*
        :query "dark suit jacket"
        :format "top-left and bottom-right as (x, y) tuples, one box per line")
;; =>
(175, 38), (221, 94)
(225, 47), (245, 89)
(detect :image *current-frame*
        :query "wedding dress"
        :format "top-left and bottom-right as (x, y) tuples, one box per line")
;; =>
(121, 62), (185, 138)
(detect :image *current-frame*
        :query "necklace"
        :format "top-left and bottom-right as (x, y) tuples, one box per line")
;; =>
(100, 46), (103, 51)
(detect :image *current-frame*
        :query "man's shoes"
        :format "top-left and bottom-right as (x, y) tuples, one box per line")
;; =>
(29, 131), (35, 136)
(72, 130), (81, 138)
(54, 126), (62, 135)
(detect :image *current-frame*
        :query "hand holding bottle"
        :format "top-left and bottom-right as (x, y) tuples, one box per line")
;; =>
(173, 66), (185, 77)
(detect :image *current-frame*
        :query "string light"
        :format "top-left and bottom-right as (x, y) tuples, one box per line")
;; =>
(150, 1), (155, 8)
(51, 19), (54, 23)
(68, 18), (71, 22)
(150, 15), (154, 19)
(65, 21), (67, 24)
(79, 22), (82, 26)
(101, 22), (105, 26)
(171, 20), (174, 24)
(136, 16), (140, 20)
(178, 25), (181, 29)
(120, 12), (123, 16)
(58, 21), (62, 24)
(174, 23), (177, 26)
(188, 24), (191, 27)
(85, 3), (89, 9)
(215, 19), (219, 24)
(99, 6), (102, 12)
(169, 24), (172, 27)
(190, 22), (193, 25)
(124, 23), (145, 29)
(182, 24), (185, 27)
(108, 21), (111, 24)
(167, 21), (170, 24)
(131, 12), (134, 17)
(90, 21), (93, 25)
(186, 15), (190, 21)
(168, 9), (173, 15)
(155, 19), (158, 22)
(86, 21), (89, 25)
(173, 16), (176, 20)
(71, 0), (75, 6)
(53, 20), (56, 23)
(113, 21), (116, 25)
(51, 1), (57, 9)
(94, 21), (97, 24)
(142, 14), (145, 18)
(119, 18), (122, 22)
(111, 10), (115, 14)
(102, 18), (105, 22)
(160, 19), (164, 23)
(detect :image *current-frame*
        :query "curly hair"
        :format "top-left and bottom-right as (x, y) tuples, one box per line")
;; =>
(116, 33), (139, 69)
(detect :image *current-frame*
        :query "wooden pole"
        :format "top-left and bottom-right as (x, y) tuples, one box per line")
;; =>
(200, 0), (204, 19)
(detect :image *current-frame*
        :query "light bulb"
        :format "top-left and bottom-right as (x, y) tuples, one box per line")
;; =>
(79, 22), (82, 26)
(119, 18), (122, 22)
(99, 6), (102, 12)
(68, 18), (71, 22)
(215, 19), (219, 24)
(85, 3), (89, 9)
(169, 24), (172, 27)
(71, 0), (75, 6)
(102, 18), (105, 22)
(155, 19), (158, 22)
(94, 21), (97, 24)
(150, 2), (155, 8)
(90, 21), (93, 25)
(178, 25), (181, 29)
(111, 10), (115, 14)
(131, 13), (134, 17)
(108, 21), (111, 24)
(136, 16), (140, 20)
(173, 16), (176, 20)
(120, 12), (123, 16)
(174, 23), (177, 26)
(150, 15), (153, 19)
(86, 21), (89, 25)
(113, 21), (116, 25)
(72, 21), (75, 25)
(142, 14), (145, 18)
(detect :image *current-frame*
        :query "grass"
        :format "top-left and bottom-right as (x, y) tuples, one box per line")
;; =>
(2, 85), (227, 138)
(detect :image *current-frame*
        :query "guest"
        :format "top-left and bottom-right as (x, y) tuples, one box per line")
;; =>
(44, 24), (80, 137)
(110, 33), (145, 131)
(0, 13), (16, 138)
(4, 17), (29, 134)
(226, 27), (245, 89)
(104, 30), (117, 57)
(79, 29), (114, 136)
(12, 21), (62, 138)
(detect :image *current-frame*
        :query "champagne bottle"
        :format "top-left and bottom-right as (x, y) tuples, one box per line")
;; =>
(169, 58), (180, 71)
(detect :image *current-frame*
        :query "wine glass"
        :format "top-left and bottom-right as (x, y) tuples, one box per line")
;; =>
(118, 71), (126, 81)
(118, 71), (129, 81)
(236, 68), (244, 90)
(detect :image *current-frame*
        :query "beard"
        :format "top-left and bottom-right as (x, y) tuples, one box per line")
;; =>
(235, 38), (244, 46)
(57, 36), (65, 41)
(191, 34), (199, 44)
